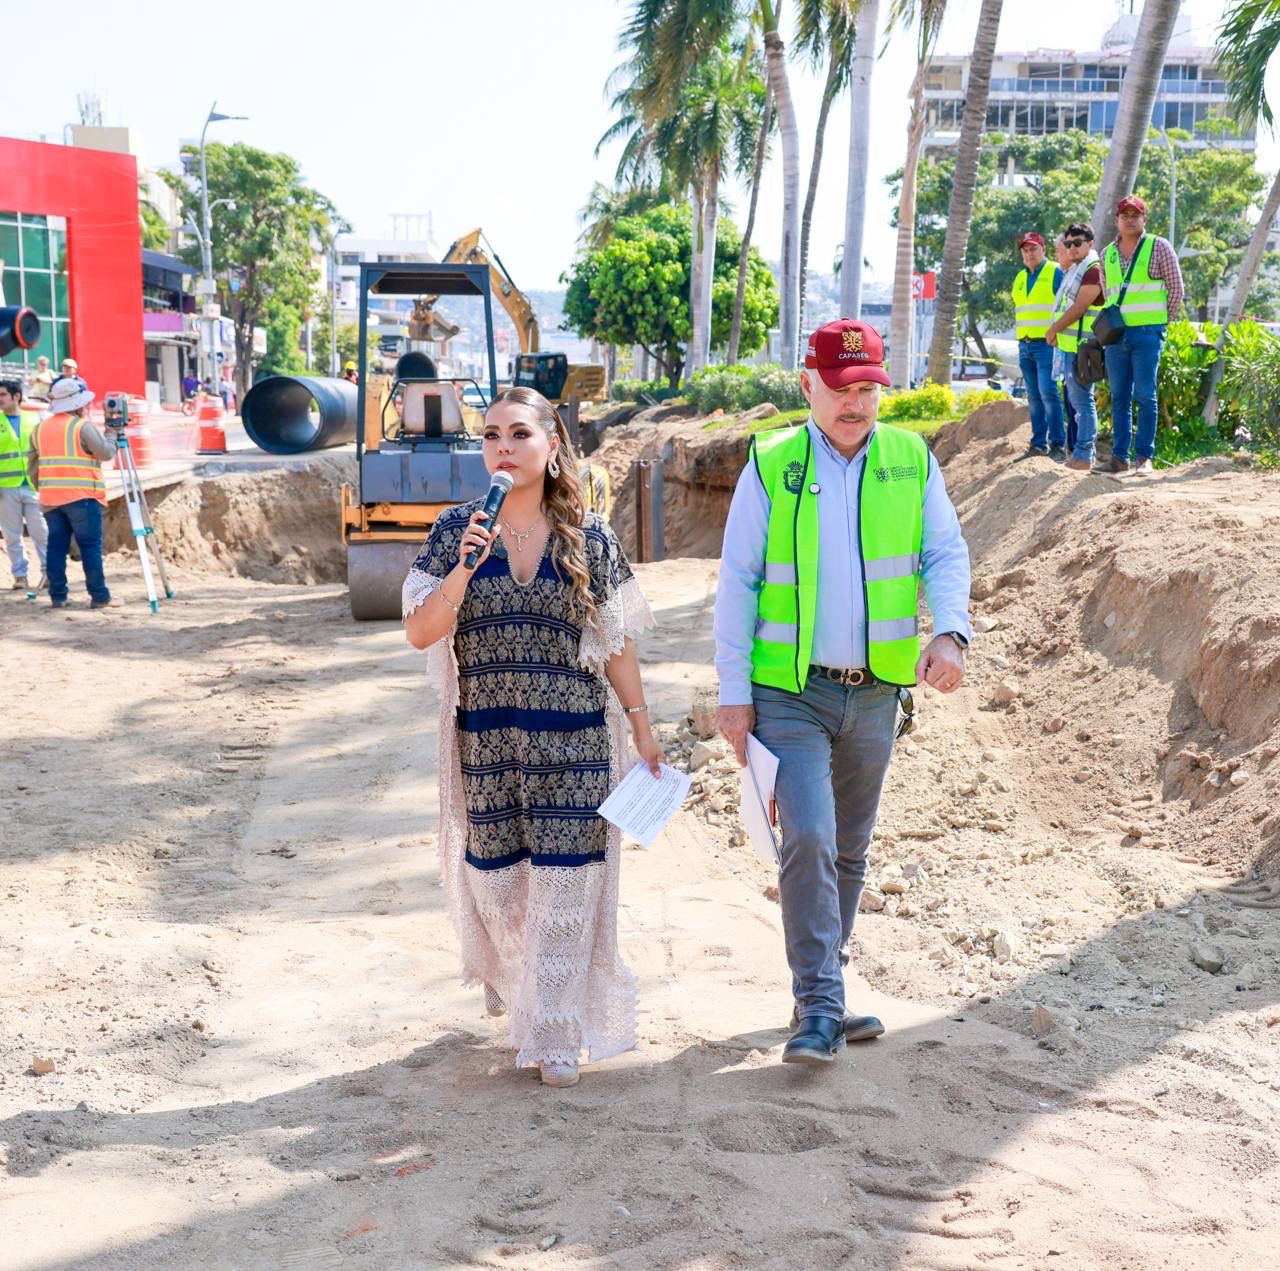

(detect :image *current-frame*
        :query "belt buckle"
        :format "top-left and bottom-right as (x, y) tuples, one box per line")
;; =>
(826, 666), (866, 687)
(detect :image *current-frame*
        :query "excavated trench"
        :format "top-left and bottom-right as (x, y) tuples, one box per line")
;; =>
(103, 455), (353, 585)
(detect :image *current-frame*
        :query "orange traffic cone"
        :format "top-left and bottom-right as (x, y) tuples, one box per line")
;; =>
(195, 394), (227, 455)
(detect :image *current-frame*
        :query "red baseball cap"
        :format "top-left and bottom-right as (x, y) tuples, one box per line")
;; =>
(1117, 195), (1147, 215)
(804, 319), (890, 389)
(1018, 232), (1046, 249)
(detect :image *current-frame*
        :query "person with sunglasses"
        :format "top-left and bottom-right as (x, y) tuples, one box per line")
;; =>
(1098, 196), (1184, 474)
(1046, 222), (1104, 472)
(1010, 232), (1066, 462)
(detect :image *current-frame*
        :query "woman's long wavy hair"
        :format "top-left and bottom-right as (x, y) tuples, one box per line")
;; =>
(485, 387), (594, 622)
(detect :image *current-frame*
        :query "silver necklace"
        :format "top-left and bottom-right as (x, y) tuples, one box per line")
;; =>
(499, 512), (546, 552)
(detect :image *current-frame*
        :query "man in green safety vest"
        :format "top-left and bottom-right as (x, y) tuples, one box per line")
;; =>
(0, 379), (48, 591)
(1011, 231), (1065, 461)
(1099, 195), (1184, 474)
(1045, 221), (1104, 471)
(713, 318), (972, 1065)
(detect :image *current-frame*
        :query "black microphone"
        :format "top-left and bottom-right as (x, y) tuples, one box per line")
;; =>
(464, 470), (515, 570)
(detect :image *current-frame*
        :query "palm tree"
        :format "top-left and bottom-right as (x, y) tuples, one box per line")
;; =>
(1091, 0), (1181, 247)
(924, 0), (1002, 386)
(1204, 0), (1280, 427)
(577, 182), (668, 252)
(794, 0), (859, 348)
(887, 0), (947, 388)
(727, 88), (774, 363)
(840, 0), (880, 318)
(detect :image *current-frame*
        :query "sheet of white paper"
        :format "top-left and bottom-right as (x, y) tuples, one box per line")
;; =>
(741, 734), (781, 866)
(597, 761), (693, 849)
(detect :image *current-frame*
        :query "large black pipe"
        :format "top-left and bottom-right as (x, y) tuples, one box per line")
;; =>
(240, 375), (358, 454)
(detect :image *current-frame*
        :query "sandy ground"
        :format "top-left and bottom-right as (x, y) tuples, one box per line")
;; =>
(3, 409), (1280, 1269)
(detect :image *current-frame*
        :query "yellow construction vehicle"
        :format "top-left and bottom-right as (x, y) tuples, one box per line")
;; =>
(412, 228), (607, 406)
(341, 259), (610, 621)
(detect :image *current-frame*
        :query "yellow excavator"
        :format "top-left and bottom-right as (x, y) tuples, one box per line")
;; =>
(411, 228), (607, 405)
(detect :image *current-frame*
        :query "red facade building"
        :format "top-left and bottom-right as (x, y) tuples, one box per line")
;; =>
(0, 137), (145, 396)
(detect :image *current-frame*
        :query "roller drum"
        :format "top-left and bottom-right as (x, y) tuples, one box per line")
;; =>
(241, 375), (358, 454)
(347, 540), (424, 621)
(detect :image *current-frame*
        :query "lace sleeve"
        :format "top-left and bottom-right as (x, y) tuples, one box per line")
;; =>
(579, 516), (655, 672)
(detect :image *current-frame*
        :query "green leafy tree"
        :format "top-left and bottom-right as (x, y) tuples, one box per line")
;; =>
(138, 180), (171, 252)
(260, 299), (307, 377)
(163, 143), (337, 398)
(562, 203), (777, 387)
(904, 130), (1272, 356)
(311, 309), (379, 373)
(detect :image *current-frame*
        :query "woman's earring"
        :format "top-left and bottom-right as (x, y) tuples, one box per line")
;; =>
(548, 452), (561, 479)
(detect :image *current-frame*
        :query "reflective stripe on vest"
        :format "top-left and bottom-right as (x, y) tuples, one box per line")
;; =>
(1058, 300), (1103, 354)
(748, 423), (928, 692)
(1103, 237), (1169, 327)
(34, 414), (107, 507)
(1011, 263), (1058, 339)
(0, 410), (41, 488)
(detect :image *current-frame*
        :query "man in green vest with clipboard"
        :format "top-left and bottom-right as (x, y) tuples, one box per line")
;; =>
(713, 319), (973, 1066)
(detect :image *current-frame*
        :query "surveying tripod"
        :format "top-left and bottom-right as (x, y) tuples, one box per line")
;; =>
(104, 393), (174, 614)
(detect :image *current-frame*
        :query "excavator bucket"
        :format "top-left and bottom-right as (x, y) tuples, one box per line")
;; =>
(347, 540), (422, 622)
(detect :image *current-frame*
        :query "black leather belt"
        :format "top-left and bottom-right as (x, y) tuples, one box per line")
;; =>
(811, 664), (875, 687)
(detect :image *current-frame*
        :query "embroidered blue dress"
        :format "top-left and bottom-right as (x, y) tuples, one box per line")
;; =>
(403, 502), (653, 1068)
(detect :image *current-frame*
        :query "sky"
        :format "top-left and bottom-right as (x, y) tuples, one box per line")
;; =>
(5, 0), (1272, 291)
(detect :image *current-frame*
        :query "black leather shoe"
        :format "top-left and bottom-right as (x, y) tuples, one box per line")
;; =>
(782, 1015), (846, 1064)
(789, 1005), (885, 1042)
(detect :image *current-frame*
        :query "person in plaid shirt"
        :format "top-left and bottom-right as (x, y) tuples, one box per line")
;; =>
(1098, 195), (1185, 474)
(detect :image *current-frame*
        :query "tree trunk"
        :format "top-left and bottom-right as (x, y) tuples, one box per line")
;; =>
(764, 21), (802, 370)
(889, 60), (930, 388)
(728, 89), (773, 364)
(699, 161), (719, 369)
(1205, 166), (1280, 427)
(840, 0), (879, 318)
(1091, 0), (1181, 248)
(926, 0), (1003, 386)
(798, 48), (843, 354)
(688, 183), (707, 379)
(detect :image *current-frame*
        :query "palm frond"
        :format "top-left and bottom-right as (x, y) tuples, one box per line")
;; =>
(1215, 0), (1280, 127)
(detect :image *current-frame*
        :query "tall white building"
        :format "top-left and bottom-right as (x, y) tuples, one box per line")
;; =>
(923, 9), (1254, 160)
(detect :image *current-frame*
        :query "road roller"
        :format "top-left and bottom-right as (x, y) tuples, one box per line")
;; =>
(341, 261), (496, 620)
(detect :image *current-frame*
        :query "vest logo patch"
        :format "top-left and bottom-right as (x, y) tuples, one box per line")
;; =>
(874, 464), (917, 483)
(783, 460), (805, 494)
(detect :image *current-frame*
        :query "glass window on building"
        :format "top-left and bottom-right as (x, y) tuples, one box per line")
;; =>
(0, 211), (71, 379)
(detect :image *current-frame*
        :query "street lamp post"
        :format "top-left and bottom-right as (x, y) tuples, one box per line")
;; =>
(197, 101), (247, 395)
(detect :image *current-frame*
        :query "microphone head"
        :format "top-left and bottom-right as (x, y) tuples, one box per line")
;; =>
(490, 470), (515, 492)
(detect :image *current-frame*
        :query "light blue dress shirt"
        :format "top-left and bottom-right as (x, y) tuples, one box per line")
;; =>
(713, 419), (973, 706)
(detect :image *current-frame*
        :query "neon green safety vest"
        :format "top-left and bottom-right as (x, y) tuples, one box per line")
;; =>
(1056, 262), (1104, 355)
(0, 410), (41, 488)
(1102, 236), (1168, 327)
(1011, 262), (1058, 339)
(749, 423), (929, 692)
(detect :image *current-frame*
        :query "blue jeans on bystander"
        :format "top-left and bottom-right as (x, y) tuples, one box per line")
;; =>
(1018, 339), (1065, 451)
(751, 676), (899, 1024)
(45, 498), (110, 605)
(1064, 356), (1099, 464)
(1104, 324), (1166, 462)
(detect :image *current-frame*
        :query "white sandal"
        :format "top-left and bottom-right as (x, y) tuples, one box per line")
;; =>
(483, 983), (506, 1017)
(539, 1061), (580, 1087)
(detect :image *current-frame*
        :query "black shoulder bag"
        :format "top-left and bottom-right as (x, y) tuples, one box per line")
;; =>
(1091, 237), (1145, 347)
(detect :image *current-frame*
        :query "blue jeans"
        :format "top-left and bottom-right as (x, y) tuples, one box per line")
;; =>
(1064, 356), (1099, 463)
(1104, 324), (1165, 462)
(751, 676), (899, 1023)
(1018, 339), (1064, 450)
(45, 498), (109, 604)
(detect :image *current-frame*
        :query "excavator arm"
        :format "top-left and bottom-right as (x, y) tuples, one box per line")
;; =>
(440, 229), (540, 354)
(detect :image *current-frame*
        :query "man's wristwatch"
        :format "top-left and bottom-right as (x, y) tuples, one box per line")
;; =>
(940, 631), (969, 652)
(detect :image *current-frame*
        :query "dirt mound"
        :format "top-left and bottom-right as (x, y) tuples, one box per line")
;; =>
(104, 454), (354, 584)
(937, 432), (1280, 881)
(930, 398), (1028, 465)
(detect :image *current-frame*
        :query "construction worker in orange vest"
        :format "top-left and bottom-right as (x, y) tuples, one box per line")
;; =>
(26, 376), (121, 609)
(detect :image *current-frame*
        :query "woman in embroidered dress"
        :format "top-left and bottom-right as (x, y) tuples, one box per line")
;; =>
(403, 386), (661, 1087)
